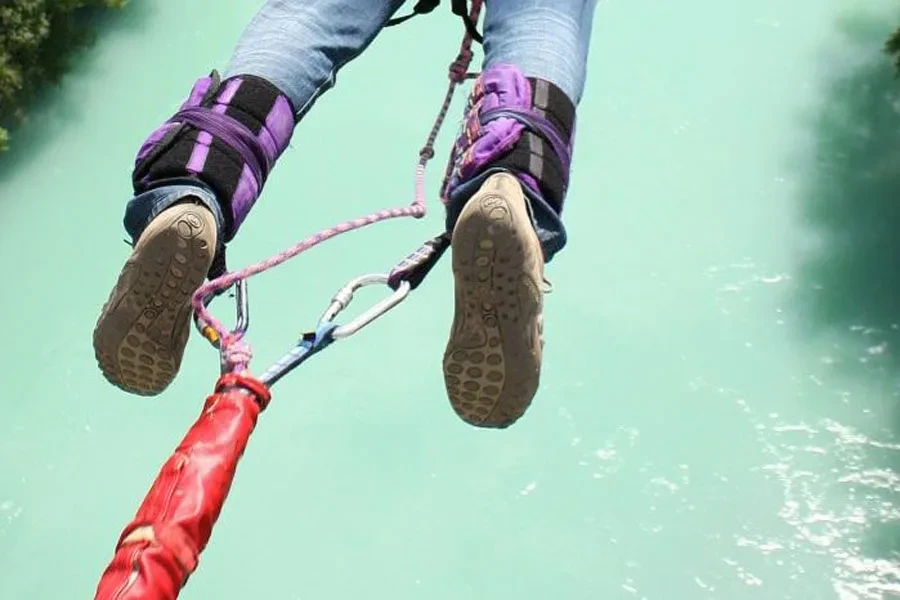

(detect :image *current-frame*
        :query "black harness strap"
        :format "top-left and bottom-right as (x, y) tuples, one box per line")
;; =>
(385, 0), (483, 44)
(386, 0), (440, 26)
(451, 0), (483, 43)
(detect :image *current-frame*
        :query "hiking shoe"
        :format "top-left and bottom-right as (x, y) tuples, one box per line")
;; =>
(443, 172), (546, 428)
(93, 200), (217, 395)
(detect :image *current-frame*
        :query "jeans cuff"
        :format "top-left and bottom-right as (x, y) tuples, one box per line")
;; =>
(443, 167), (568, 262)
(123, 178), (227, 263)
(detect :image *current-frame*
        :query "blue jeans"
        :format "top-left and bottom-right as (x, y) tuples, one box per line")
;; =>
(124, 0), (598, 262)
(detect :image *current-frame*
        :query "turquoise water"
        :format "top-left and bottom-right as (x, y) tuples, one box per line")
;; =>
(4, 0), (900, 598)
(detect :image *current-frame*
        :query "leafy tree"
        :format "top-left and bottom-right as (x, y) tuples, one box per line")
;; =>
(886, 25), (900, 74)
(0, 0), (126, 153)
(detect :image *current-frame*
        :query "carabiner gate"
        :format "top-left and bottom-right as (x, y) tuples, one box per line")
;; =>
(320, 274), (411, 338)
(193, 280), (250, 348)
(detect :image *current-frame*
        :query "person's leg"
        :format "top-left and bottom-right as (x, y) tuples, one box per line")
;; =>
(94, 0), (405, 396)
(441, 0), (598, 428)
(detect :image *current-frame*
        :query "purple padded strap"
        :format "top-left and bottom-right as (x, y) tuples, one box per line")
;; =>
(480, 107), (572, 188)
(169, 106), (270, 190)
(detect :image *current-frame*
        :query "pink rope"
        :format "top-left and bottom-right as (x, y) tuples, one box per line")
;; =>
(191, 0), (484, 373)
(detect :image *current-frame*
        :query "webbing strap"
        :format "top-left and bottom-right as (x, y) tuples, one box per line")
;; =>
(385, 0), (483, 43)
(451, 0), (483, 43)
(386, 0), (440, 26)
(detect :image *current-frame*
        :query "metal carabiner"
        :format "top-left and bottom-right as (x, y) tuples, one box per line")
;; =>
(255, 273), (410, 387)
(319, 273), (411, 338)
(193, 280), (250, 348)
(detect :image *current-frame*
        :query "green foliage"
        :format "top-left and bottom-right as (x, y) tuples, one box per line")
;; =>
(885, 26), (900, 75)
(0, 0), (126, 153)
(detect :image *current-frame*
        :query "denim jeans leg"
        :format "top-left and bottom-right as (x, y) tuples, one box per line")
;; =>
(483, 0), (599, 105)
(224, 0), (407, 119)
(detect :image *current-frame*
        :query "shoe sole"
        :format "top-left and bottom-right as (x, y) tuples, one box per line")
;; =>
(444, 173), (545, 429)
(93, 202), (216, 396)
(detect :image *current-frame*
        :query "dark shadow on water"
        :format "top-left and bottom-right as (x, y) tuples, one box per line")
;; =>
(794, 14), (900, 371)
(793, 9), (900, 565)
(0, 0), (153, 183)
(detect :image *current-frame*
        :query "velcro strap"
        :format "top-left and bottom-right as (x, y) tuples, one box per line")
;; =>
(133, 71), (296, 240)
(490, 78), (575, 213)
